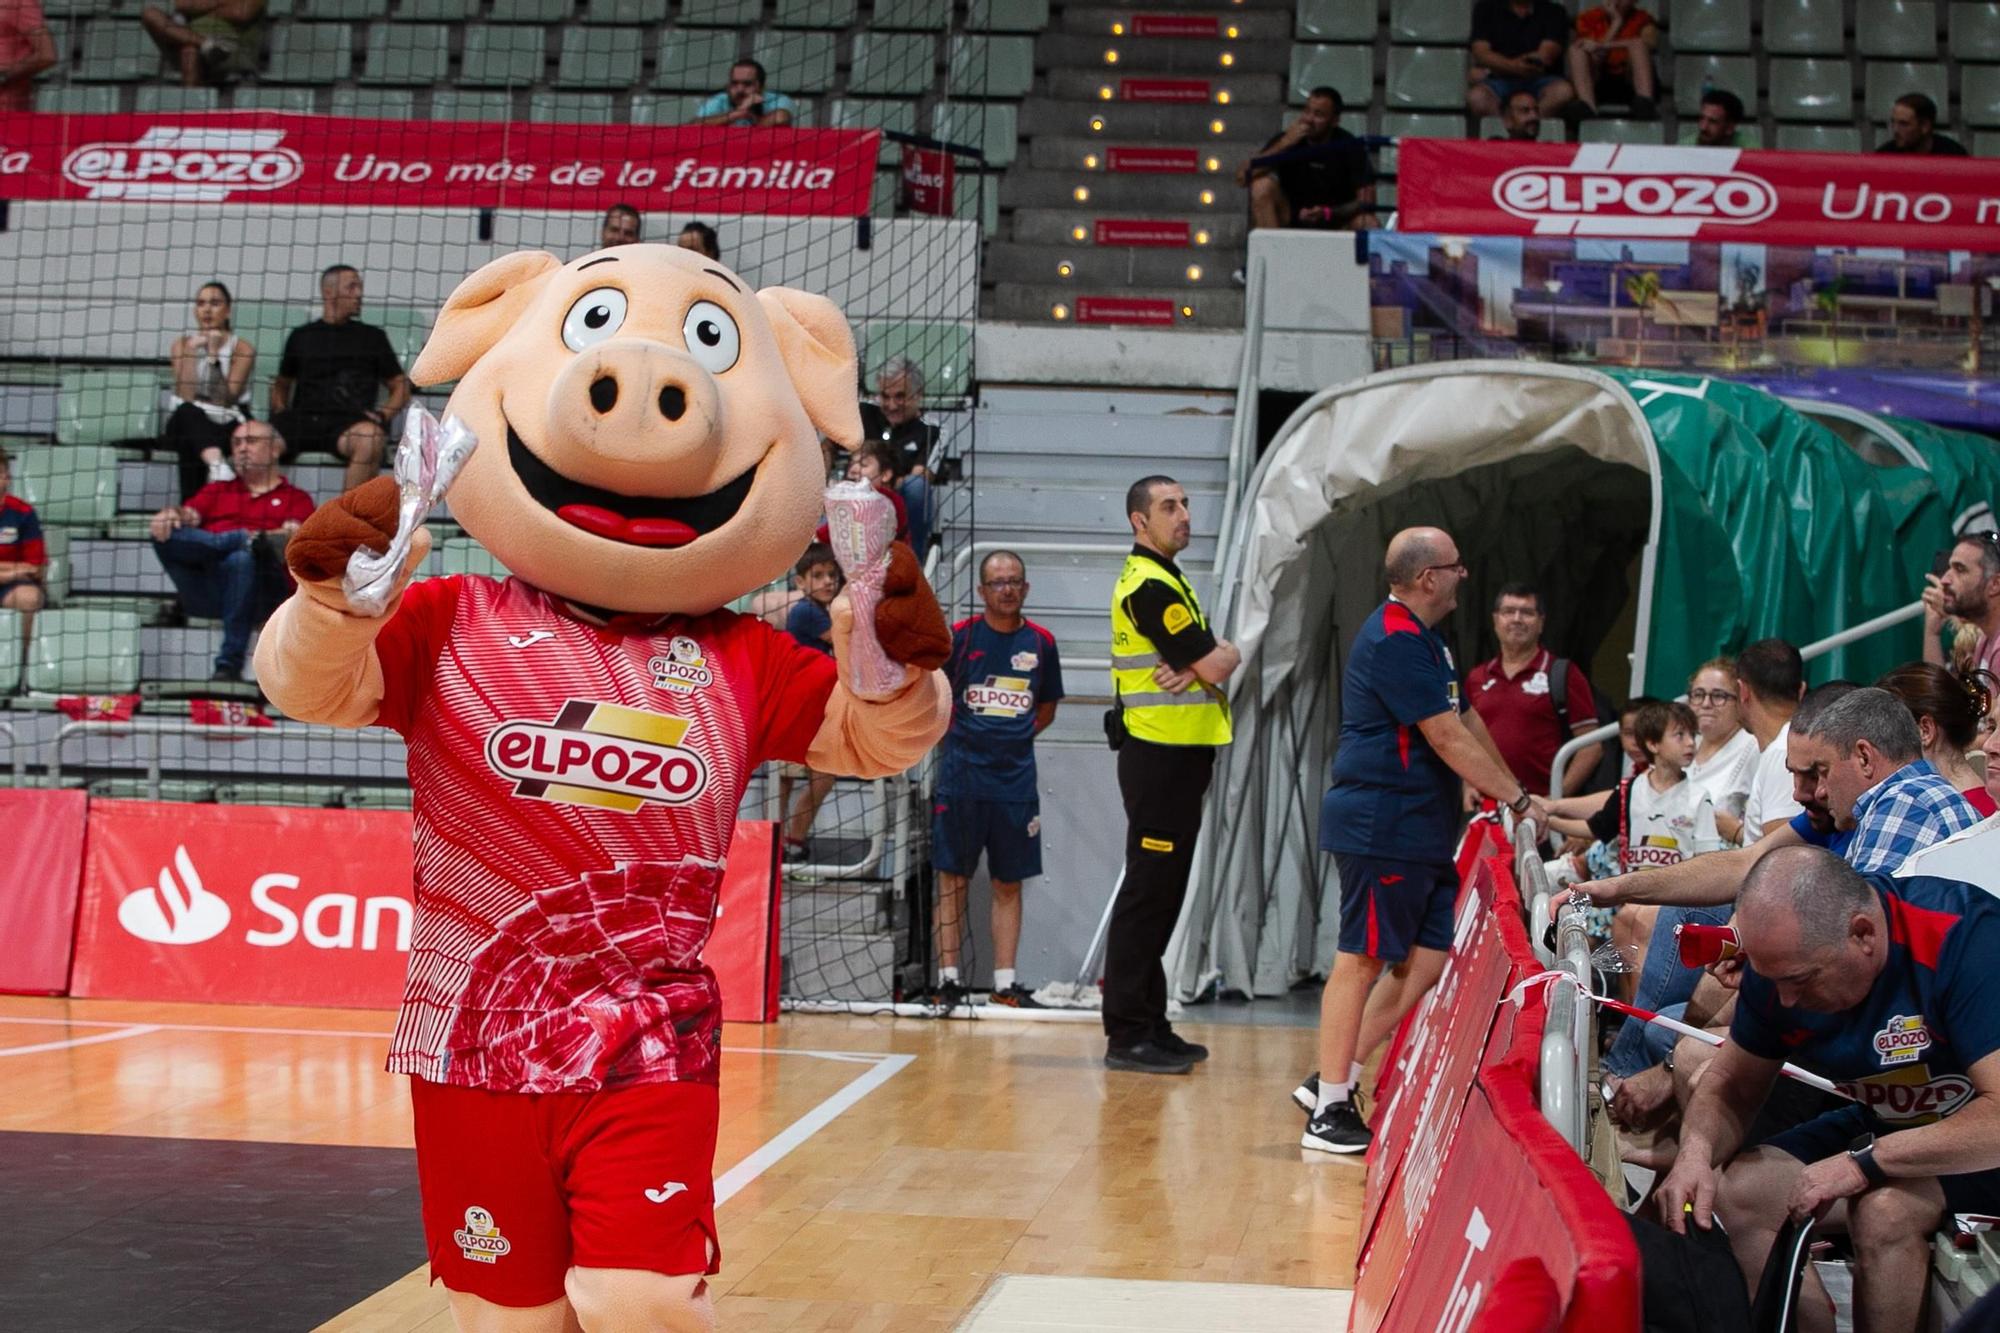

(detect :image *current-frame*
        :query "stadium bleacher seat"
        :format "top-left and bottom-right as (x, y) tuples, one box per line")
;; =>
(362, 22), (451, 83)
(433, 541), (507, 577)
(859, 321), (971, 401)
(334, 85), (419, 116)
(529, 90), (618, 120)
(629, 91), (704, 122)
(311, 0), (388, 18)
(655, 30), (739, 91)
(1953, 1), (2000, 58)
(57, 369), (159, 447)
(1667, 0), (1752, 51)
(231, 87), (318, 110)
(215, 782), (347, 807)
(17, 608), (142, 695)
(934, 102), (1017, 167)
(1581, 118), (1667, 142)
(1672, 53), (1757, 112)
(679, 0), (758, 24)
(1295, 0), (1375, 40)
(265, 23), (355, 82)
(1768, 56), (1855, 119)
(1856, 0), (1940, 55)
(397, 0), (477, 18)
(1977, 128), (2000, 151)
(135, 85), (218, 111)
(966, 0), (1043, 31)
(1776, 121), (1865, 148)
(11, 446), (118, 528)
(41, 530), (71, 608)
(489, 0), (568, 20)
(774, 0), (856, 24)
(1865, 59), (1948, 122)
(831, 96), (918, 161)
(1292, 42), (1373, 104)
(96, 780), (221, 804)
(848, 32), (935, 94)
(1383, 45), (1461, 109)
(41, 0), (97, 17)
(37, 84), (121, 113)
(872, 0), (952, 29)
(459, 24), (547, 86)
(1764, 0), (1847, 53)
(74, 22), (159, 80)
(1476, 113), (1562, 139)
(946, 33), (1033, 98)
(1389, 0), (1471, 43)
(1963, 62), (2000, 122)
(555, 27), (644, 88)
(755, 30), (840, 93)
(432, 88), (517, 118)
(582, 0), (663, 23)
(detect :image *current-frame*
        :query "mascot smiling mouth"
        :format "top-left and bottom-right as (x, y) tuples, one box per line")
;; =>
(507, 422), (756, 549)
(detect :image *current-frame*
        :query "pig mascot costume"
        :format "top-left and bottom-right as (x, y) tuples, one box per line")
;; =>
(255, 245), (952, 1331)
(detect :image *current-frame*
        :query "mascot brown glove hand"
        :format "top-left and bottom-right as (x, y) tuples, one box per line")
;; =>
(283, 476), (432, 613)
(875, 541), (950, 670)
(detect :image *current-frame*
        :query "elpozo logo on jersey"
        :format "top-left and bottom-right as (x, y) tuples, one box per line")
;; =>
(965, 676), (1034, 718)
(1838, 1064), (1972, 1123)
(1493, 145), (1777, 239)
(647, 636), (713, 694)
(62, 127), (303, 203)
(486, 699), (710, 813)
(1872, 1014), (1933, 1066)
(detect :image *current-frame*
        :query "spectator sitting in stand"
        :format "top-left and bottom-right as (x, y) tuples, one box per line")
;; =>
(691, 59), (794, 128)
(1467, 0), (1577, 122)
(677, 220), (721, 262)
(1924, 530), (2000, 679)
(858, 356), (941, 556)
(816, 440), (910, 549)
(1877, 92), (1967, 155)
(1491, 87), (1544, 140)
(1567, 0), (1658, 119)
(269, 264), (410, 493)
(599, 204), (641, 249)
(1687, 657), (1760, 845)
(138, 0), (264, 86)
(1, 0), (55, 111)
(0, 445), (47, 685)
(1684, 88), (1747, 146)
(147, 421), (312, 683)
(779, 542), (841, 863)
(162, 280), (256, 503)
(1237, 86), (1377, 232)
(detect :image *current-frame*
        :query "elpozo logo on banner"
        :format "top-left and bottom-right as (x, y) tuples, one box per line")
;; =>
(63, 127), (303, 203)
(1492, 145), (1778, 238)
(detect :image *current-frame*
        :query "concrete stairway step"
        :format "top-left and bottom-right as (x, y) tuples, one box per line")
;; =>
(1001, 167), (1240, 211)
(1011, 207), (1246, 247)
(1020, 98), (1273, 143)
(1027, 134), (1240, 174)
(993, 283), (1244, 327)
(1045, 68), (1283, 102)
(1039, 32), (1292, 73)
(986, 241), (1238, 291)
(1061, 5), (1294, 38)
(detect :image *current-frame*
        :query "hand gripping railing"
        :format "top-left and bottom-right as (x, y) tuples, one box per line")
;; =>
(1513, 818), (1593, 1155)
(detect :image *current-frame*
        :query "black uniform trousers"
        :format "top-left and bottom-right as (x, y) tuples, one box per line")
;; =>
(1103, 735), (1216, 1046)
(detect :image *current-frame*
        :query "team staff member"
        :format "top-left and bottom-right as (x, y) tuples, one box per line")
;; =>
(1302, 527), (1548, 1153)
(1104, 476), (1240, 1075)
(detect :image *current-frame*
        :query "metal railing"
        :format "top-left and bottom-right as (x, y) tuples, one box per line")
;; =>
(1515, 823), (1594, 1155)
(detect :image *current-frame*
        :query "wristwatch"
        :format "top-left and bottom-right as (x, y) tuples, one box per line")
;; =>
(1508, 790), (1533, 815)
(1847, 1133), (1888, 1187)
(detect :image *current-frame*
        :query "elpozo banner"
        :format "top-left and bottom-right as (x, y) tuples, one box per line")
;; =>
(0, 112), (879, 216)
(1397, 139), (2000, 252)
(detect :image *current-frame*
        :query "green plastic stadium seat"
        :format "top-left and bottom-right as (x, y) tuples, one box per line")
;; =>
(1293, 42), (1374, 104)
(362, 23), (451, 84)
(679, 0), (756, 22)
(582, 0), (664, 22)
(74, 21), (160, 80)
(431, 88), (517, 119)
(266, 23), (354, 83)
(396, 0), (477, 18)
(214, 782), (347, 807)
(1767, 57), (1853, 120)
(830, 96), (918, 161)
(58, 370), (161, 447)
(773, 0), (854, 23)
(933, 101), (1016, 167)
(1675, 120), (1763, 143)
(12, 446), (117, 526)
(966, 0), (1043, 30)
(42, 0), (102, 17)
(1966, 64), (2000, 123)
(1856, 0), (1939, 55)
(1672, 53), (1755, 113)
(434, 542), (508, 577)
(1390, 0), (1470, 42)
(1296, 0), (1375, 40)
(36, 84), (121, 112)
(1953, 2), (2000, 58)
(1581, 117), (1666, 143)
(1476, 112), (1561, 139)
(24, 608), (140, 693)
(91, 779), (220, 803)
(1381, 46), (1457, 109)
(311, 0), (388, 18)
(872, 0), (950, 29)
(529, 90), (618, 120)
(332, 86), (416, 116)
(653, 30), (738, 91)
(754, 30), (837, 93)
(629, 91), (704, 121)
(859, 321), (971, 401)
(556, 27), (644, 88)
(135, 85), (218, 111)
(1764, 0), (1845, 53)
(342, 785), (415, 810)
(848, 33), (934, 95)
(41, 529), (71, 607)
(459, 24), (546, 86)
(1776, 122), (1863, 148)
(231, 86), (318, 110)
(1667, 0), (1751, 49)
(488, 0), (568, 20)
(946, 34), (1032, 98)
(1380, 112), (1468, 176)
(1977, 128), (2000, 152)
(1865, 60), (1947, 123)
(372, 307), (433, 372)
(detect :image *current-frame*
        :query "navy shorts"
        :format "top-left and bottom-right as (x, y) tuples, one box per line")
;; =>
(1767, 1104), (2000, 1216)
(1334, 854), (1458, 963)
(1483, 73), (1561, 103)
(932, 796), (1042, 882)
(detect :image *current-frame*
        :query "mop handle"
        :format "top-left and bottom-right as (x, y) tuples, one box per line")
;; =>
(1597, 996), (1848, 1099)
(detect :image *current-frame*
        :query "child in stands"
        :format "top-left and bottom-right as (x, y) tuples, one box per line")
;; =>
(779, 543), (842, 863)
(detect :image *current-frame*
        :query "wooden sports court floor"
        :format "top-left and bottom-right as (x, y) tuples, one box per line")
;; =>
(0, 996), (1362, 1332)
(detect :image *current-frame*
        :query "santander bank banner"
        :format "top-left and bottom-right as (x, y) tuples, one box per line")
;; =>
(0, 112), (878, 215)
(1398, 139), (2000, 252)
(70, 800), (783, 1021)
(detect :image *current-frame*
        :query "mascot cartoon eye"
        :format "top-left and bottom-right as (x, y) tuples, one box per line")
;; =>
(562, 287), (629, 352)
(681, 301), (740, 375)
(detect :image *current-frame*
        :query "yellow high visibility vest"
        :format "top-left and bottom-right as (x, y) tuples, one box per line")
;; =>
(1109, 552), (1232, 747)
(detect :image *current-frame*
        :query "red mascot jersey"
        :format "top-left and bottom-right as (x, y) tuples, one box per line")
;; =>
(369, 574), (837, 1094)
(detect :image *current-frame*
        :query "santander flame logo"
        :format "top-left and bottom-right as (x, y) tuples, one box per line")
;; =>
(117, 845), (232, 945)
(1491, 144), (1778, 239)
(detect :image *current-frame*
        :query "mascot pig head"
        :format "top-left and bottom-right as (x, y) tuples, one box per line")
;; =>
(408, 244), (858, 615)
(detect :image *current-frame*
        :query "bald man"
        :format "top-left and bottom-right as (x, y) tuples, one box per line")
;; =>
(1300, 526), (1546, 1154)
(1658, 846), (2000, 1333)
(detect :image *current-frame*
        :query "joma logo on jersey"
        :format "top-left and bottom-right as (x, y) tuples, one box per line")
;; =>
(1872, 1014), (1933, 1066)
(486, 700), (709, 813)
(647, 637), (713, 694)
(966, 676), (1033, 717)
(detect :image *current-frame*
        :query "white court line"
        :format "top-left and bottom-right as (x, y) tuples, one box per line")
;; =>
(0, 1024), (161, 1058)
(715, 1052), (915, 1204)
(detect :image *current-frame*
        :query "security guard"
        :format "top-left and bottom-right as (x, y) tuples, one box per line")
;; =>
(1103, 475), (1240, 1074)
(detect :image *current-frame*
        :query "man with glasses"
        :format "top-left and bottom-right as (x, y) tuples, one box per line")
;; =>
(931, 551), (1064, 1007)
(1922, 530), (2000, 683)
(1301, 526), (1547, 1153)
(1467, 581), (1602, 799)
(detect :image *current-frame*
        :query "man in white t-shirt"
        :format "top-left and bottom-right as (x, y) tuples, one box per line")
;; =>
(1736, 638), (1804, 842)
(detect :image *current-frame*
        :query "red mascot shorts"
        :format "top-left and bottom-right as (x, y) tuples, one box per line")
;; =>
(411, 1076), (722, 1307)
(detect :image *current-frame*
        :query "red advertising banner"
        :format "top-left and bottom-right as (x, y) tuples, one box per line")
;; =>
(1397, 138), (2000, 252)
(1119, 78), (1213, 103)
(71, 800), (784, 1021)
(1094, 218), (1190, 246)
(1130, 13), (1219, 35)
(1076, 296), (1177, 325)
(0, 788), (89, 994)
(898, 142), (955, 216)
(1108, 146), (1198, 173)
(0, 112), (879, 216)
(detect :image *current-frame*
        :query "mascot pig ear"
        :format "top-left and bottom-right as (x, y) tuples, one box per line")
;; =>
(757, 287), (863, 446)
(409, 251), (564, 387)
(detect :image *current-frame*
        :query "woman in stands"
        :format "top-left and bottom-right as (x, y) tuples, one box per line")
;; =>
(1878, 661), (1998, 816)
(1684, 657), (1759, 845)
(163, 282), (255, 502)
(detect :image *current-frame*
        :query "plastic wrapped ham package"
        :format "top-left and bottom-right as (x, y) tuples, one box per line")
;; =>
(343, 404), (478, 616)
(822, 479), (909, 697)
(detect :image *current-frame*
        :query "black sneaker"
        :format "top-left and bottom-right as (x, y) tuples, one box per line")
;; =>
(1302, 1098), (1373, 1155)
(1154, 1029), (1208, 1062)
(921, 979), (968, 1011)
(1292, 1073), (1319, 1115)
(1104, 1040), (1194, 1075)
(989, 983), (1044, 1009)
(211, 665), (243, 683)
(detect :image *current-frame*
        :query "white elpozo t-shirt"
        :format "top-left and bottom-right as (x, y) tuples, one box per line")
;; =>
(1622, 774), (1725, 872)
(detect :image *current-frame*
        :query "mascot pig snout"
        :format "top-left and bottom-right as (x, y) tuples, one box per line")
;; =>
(545, 339), (724, 469)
